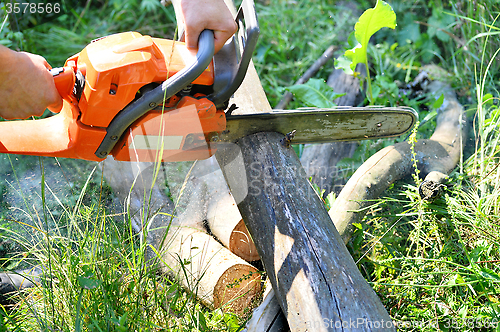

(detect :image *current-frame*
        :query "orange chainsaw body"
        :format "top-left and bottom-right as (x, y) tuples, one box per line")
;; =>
(112, 96), (225, 162)
(0, 31), (225, 162)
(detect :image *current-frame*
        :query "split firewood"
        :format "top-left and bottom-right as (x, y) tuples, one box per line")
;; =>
(102, 158), (262, 314)
(329, 67), (467, 241)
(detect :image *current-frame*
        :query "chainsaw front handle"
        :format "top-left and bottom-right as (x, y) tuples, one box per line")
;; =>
(94, 29), (215, 159)
(209, 0), (260, 108)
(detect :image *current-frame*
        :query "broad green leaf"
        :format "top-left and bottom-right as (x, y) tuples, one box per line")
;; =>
(427, 8), (455, 42)
(482, 93), (494, 106)
(285, 78), (345, 108)
(342, 0), (397, 71)
(77, 274), (101, 290)
(334, 56), (354, 76)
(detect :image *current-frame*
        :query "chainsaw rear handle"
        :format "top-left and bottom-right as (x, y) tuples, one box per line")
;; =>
(94, 29), (216, 159)
(95, 0), (260, 159)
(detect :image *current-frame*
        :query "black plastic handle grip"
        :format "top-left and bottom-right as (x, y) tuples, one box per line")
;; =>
(94, 29), (215, 159)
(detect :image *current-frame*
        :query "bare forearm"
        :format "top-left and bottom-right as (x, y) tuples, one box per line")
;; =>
(0, 45), (61, 119)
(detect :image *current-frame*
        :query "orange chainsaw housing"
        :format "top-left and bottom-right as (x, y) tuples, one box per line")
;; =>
(0, 32), (226, 162)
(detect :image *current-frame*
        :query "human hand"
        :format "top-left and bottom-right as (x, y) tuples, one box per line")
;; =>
(0, 47), (62, 120)
(179, 0), (237, 54)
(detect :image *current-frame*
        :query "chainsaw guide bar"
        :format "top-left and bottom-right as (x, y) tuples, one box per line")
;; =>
(219, 106), (418, 144)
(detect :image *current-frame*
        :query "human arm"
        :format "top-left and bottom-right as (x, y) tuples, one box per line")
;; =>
(0, 45), (62, 120)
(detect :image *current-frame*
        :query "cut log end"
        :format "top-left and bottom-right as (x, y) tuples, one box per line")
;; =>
(213, 263), (262, 315)
(207, 192), (260, 262)
(229, 219), (260, 262)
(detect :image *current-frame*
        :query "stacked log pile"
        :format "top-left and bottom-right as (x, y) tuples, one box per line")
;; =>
(102, 157), (262, 314)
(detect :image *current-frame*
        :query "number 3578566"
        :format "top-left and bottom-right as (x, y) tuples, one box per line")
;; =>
(5, 2), (61, 14)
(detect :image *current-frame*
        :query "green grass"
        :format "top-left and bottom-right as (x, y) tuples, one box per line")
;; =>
(0, 159), (247, 331)
(2, 0), (500, 331)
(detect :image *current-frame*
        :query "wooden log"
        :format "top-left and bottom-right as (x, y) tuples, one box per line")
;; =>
(204, 165), (260, 262)
(102, 158), (262, 314)
(163, 225), (262, 313)
(161, 156), (259, 262)
(216, 132), (395, 331)
(207, 190), (260, 262)
(329, 71), (467, 241)
(242, 280), (288, 332)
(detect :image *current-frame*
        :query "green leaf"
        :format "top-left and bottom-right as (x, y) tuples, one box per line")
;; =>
(344, 43), (365, 72)
(482, 93), (494, 106)
(422, 110), (437, 123)
(334, 56), (354, 76)
(77, 274), (101, 290)
(325, 191), (336, 211)
(198, 311), (208, 331)
(285, 78), (345, 108)
(479, 267), (500, 283)
(432, 93), (445, 109)
(427, 8), (455, 42)
(341, 0), (397, 71)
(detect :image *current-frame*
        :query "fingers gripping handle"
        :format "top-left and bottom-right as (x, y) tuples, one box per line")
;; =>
(94, 30), (215, 159)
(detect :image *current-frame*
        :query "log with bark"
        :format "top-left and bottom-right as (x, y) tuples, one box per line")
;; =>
(216, 131), (395, 332)
(329, 67), (467, 242)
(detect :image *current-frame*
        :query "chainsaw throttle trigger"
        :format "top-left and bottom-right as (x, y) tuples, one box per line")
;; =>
(94, 29), (216, 159)
(50, 66), (85, 112)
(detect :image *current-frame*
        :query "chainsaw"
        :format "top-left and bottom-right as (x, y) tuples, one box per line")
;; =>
(0, 0), (417, 163)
